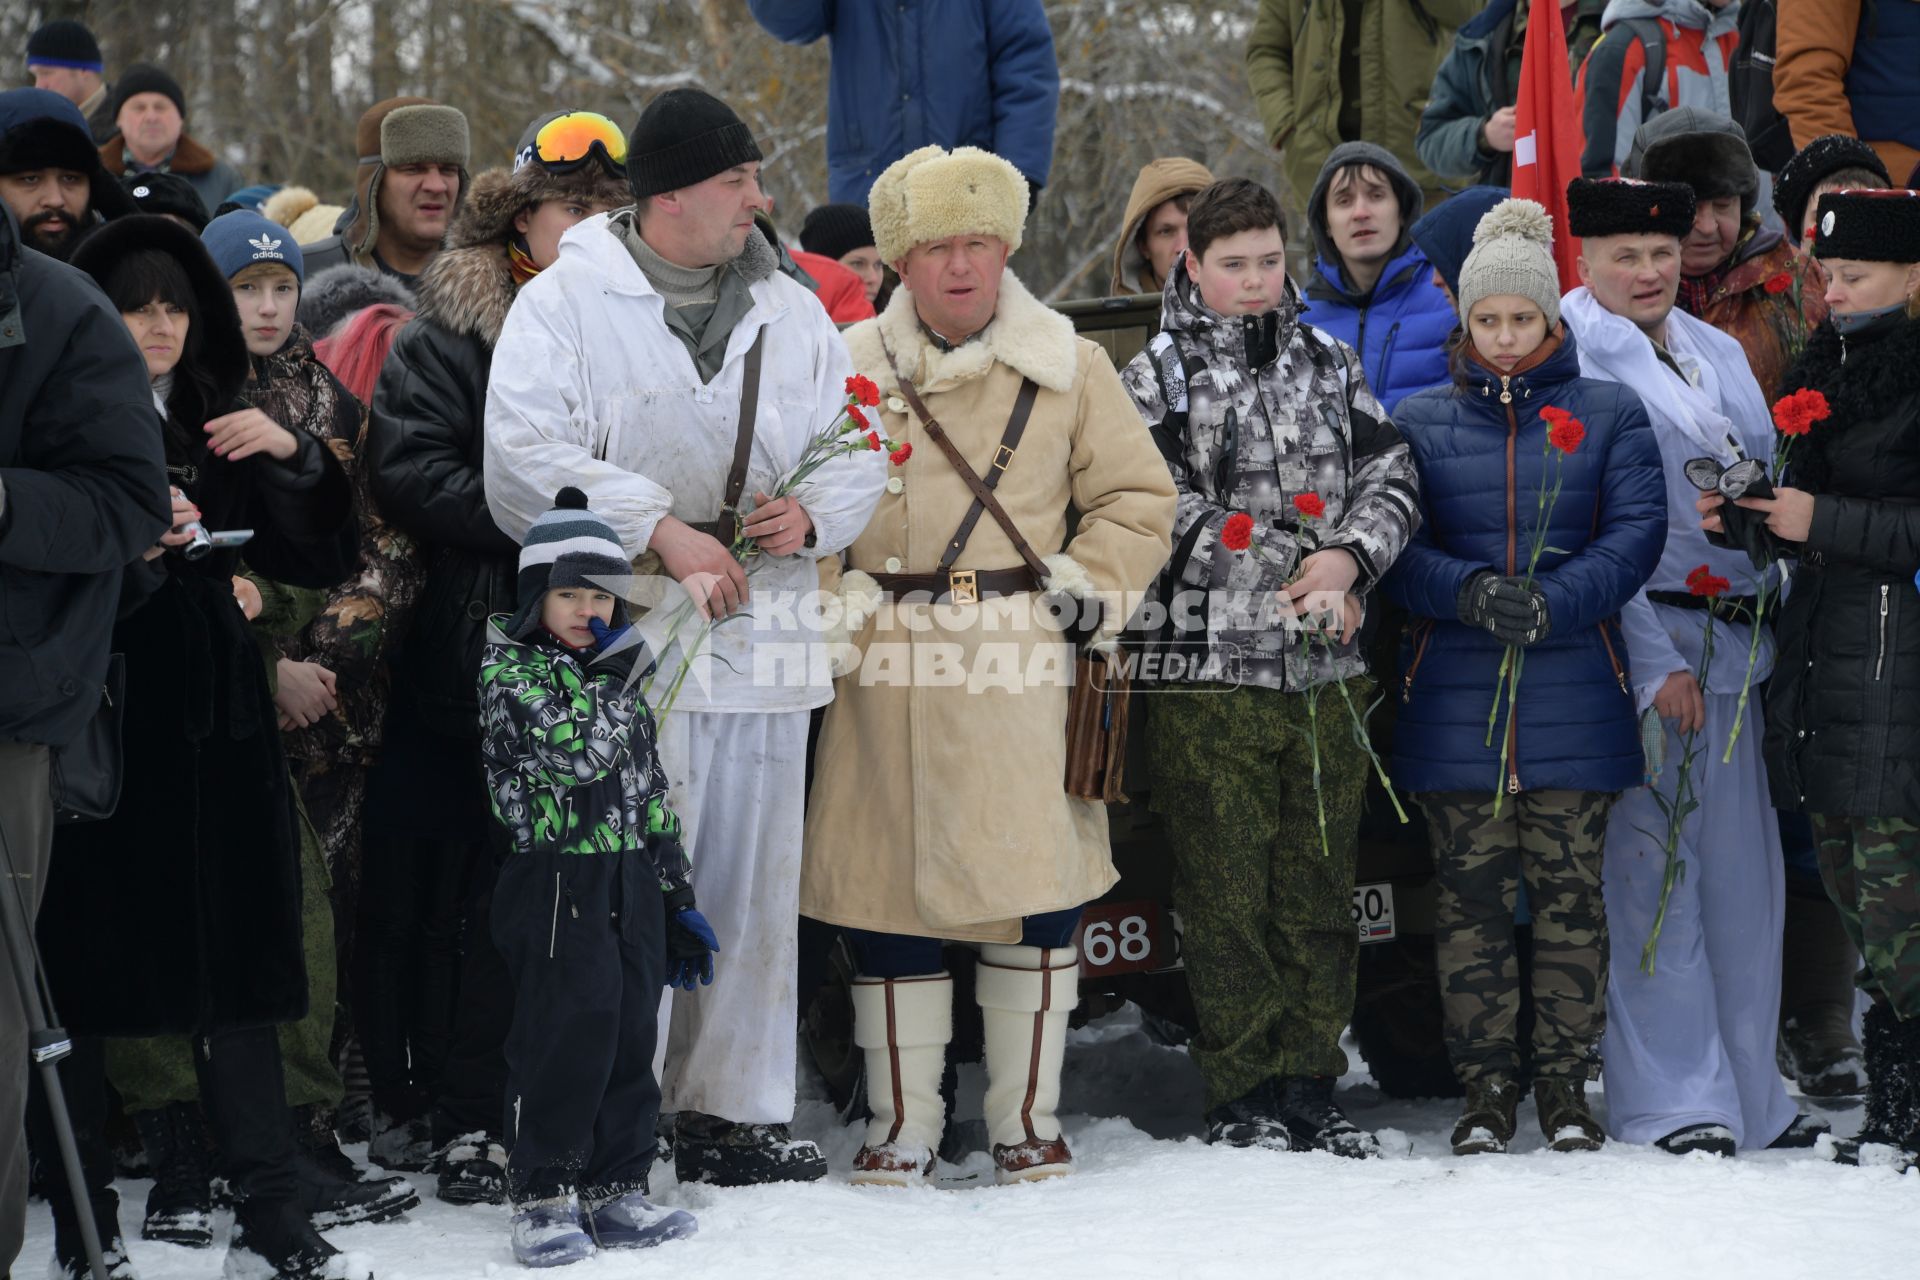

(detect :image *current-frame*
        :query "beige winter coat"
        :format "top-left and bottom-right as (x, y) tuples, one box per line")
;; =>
(1109, 157), (1215, 296)
(800, 273), (1176, 943)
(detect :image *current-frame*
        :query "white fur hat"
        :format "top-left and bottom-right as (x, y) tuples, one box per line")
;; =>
(869, 145), (1029, 264)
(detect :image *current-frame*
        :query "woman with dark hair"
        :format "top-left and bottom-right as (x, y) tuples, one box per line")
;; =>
(29, 214), (369, 1280)
(1706, 188), (1920, 1169)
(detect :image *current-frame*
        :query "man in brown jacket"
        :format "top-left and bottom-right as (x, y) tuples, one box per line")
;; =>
(1109, 156), (1214, 295)
(802, 144), (1175, 1189)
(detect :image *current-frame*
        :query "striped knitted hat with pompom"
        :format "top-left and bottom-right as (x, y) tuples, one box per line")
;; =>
(504, 486), (631, 639)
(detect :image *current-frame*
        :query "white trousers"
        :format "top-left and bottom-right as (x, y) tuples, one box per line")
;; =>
(1601, 689), (1796, 1148)
(651, 708), (810, 1123)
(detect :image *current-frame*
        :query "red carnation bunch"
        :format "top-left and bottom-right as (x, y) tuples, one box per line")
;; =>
(1772, 387), (1830, 438)
(1220, 511), (1255, 552)
(1686, 564), (1731, 599)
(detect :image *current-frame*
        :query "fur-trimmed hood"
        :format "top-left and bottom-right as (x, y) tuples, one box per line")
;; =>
(413, 165), (631, 349)
(1784, 310), (1920, 492)
(845, 269), (1079, 398)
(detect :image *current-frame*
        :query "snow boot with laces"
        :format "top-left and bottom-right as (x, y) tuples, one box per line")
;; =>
(1204, 1080), (1292, 1151)
(671, 1115), (827, 1187)
(221, 1198), (373, 1280)
(979, 944), (1079, 1183)
(848, 972), (952, 1185)
(1272, 1076), (1381, 1159)
(1533, 1078), (1603, 1152)
(131, 1101), (215, 1247)
(1451, 1078), (1523, 1155)
(431, 1132), (508, 1206)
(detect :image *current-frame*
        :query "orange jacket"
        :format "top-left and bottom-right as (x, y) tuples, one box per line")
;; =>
(1775, 0), (1920, 186)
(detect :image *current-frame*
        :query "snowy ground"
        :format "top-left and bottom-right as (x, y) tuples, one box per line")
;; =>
(20, 1007), (1917, 1279)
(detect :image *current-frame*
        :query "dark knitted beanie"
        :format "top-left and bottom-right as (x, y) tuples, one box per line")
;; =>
(627, 88), (762, 200)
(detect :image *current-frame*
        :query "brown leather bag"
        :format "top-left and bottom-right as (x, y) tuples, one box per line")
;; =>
(887, 356), (1132, 804)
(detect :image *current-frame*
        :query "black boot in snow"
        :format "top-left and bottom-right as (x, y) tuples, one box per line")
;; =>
(1533, 1078), (1604, 1153)
(293, 1149), (419, 1230)
(223, 1198), (372, 1280)
(430, 1132), (508, 1206)
(1204, 1081), (1291, 1150)
(1271, 1077), (1381, 1159)
(132, 1102), (215, 1248)
(671, 1113), (828, 1186)
(1655, 1124), (1736, 1157)
(1451, 1078), (1523, 1155)
(1835, 1001), (1920, 1169)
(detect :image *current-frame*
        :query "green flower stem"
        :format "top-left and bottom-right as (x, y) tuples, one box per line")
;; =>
(1722, 580), (1770, 765)
(1642, 615), (1716, 975)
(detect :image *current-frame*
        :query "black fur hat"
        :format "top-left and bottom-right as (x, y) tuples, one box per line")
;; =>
(1775, 134), (1892, 232)
(1566, 177), (1696, 240)
(1813, 189), (1920, 264)
(1628, 106), (1758, 219)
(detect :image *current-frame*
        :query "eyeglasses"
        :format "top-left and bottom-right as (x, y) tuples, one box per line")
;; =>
(517, 111), (627, 177)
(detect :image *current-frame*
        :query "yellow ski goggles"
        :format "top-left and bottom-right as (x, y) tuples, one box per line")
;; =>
(515, 110), (627, 177)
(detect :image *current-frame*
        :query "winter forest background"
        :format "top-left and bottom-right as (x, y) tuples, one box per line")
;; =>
(4, 0), (1277, 299)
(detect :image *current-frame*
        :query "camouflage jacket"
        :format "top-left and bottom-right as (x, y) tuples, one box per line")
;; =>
(478, 622), (690, 887)
(249, 328), (422, 766)
(1121, 259), (1421, 691)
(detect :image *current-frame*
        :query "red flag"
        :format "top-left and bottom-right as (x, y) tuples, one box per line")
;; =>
(1511, 0), (1586, 293)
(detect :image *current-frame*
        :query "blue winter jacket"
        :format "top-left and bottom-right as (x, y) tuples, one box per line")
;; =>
(1382, 330), (1667, 795)
(747, 0), (1059, 206)
(1300, 242), (1457, 416)
(1845, 0), (1920, 150)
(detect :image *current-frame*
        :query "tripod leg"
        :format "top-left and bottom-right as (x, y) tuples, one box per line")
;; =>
(0, 740), (112, 1280)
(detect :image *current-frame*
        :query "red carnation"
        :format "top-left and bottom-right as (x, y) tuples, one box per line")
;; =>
(1764, 271), (1794, 295)
(846, 374), (881, 407)
(888, 442), (912, 466)
(1772, 387), (1831, 438)
(1220, 512), (1255, 552)
(865, 431), (882, 451)
(1546, 408), (1586, 454)
(1292, 492), (1327, 521)
(846, 403), (869, 430)
(1686, 565), (1731, 599)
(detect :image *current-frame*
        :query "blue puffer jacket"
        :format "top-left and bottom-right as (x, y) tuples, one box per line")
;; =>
(1382, 330), (1667, 795)
(747, 0), (1059, 205)
(1301, 242), (1457, 416)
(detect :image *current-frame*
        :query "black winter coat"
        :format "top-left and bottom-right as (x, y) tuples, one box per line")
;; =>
(43, 213), (358, 1037)
(0, 206), (170, 747)
(1766, 311), (1920, 823)
(368, 189), (522, 744)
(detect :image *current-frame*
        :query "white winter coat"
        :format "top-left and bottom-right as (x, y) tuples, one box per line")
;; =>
(484, 213), (888, 714)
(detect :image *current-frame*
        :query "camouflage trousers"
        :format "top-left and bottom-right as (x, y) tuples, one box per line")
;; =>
(1811, 814), (1920, 1021)
(1149, 681), (1371, 1108)
(107, 798), (342, 1114)
(1420, 789), (1612, 1084)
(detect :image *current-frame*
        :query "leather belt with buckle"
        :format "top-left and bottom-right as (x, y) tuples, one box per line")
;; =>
(867, 566), (1040, 604)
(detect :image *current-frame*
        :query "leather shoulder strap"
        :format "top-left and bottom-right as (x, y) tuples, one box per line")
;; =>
(887, 350), (1047, 579)
(716, 330), (766, 545)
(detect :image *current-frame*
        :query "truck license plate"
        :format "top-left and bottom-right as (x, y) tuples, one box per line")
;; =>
(1075, 901), (1181, 977)
(1354, 882), (1396, 944)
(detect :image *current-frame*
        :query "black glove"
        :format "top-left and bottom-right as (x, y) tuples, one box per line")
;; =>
(661, 884), (720, 991)
(1456, 571), (1552, 647)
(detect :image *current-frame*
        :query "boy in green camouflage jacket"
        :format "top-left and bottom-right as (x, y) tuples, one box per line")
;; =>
(478, 486), (711, 1268)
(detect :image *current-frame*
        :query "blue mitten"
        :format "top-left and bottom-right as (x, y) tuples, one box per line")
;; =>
(663, 897), (720, 991)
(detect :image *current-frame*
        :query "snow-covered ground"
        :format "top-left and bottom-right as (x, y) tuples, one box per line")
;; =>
(20, 1007), (1917, 1279)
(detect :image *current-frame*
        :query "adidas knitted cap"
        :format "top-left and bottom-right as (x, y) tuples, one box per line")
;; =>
(506, 486), (631, 639)
(1457, 198), (1563, 328)
(201, 209), (304, 282)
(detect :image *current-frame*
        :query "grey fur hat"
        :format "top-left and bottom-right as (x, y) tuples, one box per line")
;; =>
(297, 264), (415, 339)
